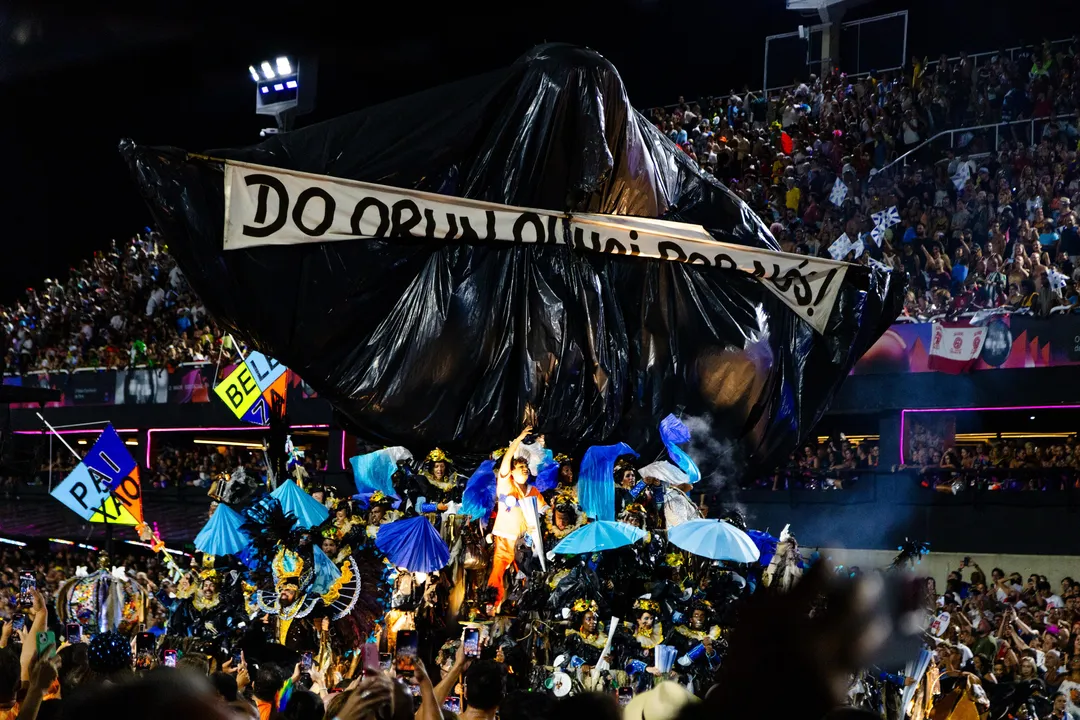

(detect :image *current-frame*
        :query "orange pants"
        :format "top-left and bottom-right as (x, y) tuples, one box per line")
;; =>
(487, 536), (518, 606)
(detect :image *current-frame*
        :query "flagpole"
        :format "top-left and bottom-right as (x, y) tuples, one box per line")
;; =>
(36, 412), (82, 461)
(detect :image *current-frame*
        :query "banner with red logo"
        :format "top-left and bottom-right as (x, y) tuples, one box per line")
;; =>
(927, 323), (987, 374)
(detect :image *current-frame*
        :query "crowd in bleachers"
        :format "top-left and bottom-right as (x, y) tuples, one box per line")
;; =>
(905, 429), (1080, 492)
(751, 437), (880, 490)
(6, 442), (329, 492)
(1, 233), (231, 375)
(654, 38), (1080, 320)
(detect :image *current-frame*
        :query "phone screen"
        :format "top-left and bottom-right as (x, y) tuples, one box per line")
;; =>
(301, 652), (313, 671)
(36, 631), (57, 658)
(65, 623), (83, 643)
(379, 653), (393, 672)
(443, 696), (461, 713)
(362, 643), (380, 673)
(163, 650), (177, 668)
(136, 632), (156, 654)
(617, 688), (634, 707)
(395, 630), (418, 676)
(19, 574), (35, 606)
(463, 628), (481, 658)
(11, 615), (26, 632)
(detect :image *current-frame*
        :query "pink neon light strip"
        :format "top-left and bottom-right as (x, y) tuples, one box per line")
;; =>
(14, 428), (139, 435)
(899, 404), (1080, 465)
(144, 424), (329, 467)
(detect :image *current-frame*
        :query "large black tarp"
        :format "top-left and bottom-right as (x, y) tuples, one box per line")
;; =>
(122, 44), (903, 475)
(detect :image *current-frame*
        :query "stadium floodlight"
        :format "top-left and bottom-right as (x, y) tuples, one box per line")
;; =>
(249, 54), (317, 135)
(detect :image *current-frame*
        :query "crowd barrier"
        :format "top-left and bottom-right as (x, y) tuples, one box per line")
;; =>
(1, 362), (318, 408)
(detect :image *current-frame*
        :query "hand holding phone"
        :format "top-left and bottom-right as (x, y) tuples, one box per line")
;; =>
(19, 574), (36, 607)
(395, 630), (418, 677)
(362, 643), (380, 673)
(36, 631), (57, 659)
(462, 628), (481, 659)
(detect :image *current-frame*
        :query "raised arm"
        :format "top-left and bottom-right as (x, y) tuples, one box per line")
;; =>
(498, 426), (532, 478)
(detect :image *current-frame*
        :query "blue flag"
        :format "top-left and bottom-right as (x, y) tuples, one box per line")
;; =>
(83, 424), (137, 492)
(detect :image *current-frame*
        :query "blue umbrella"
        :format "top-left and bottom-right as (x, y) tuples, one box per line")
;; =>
(194, 503), (250, 557)
(376, 516), (451, 572)
(552, 520), (646, 555)
(270, 479), (329, 529)
(668, 519), (760, 563)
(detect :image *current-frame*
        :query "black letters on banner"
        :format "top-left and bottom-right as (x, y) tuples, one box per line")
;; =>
(70, 483), (89, 510)
(238, 368), (258, 396)
(98, 451), (121, 474)
(87, 466), (111, 495)
(391, 200), (423, 238)
(657, 241), (687, 262)
(351, 197), (390, 237)
(292, 187), (336, 236)
(458, 210), (497, 242)
(224, 383), (245, 409)
(513, 213), (546, 244)
(243, 174), (290, 238)
(117, 476), (141, 502)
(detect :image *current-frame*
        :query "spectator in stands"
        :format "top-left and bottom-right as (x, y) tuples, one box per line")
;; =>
(653, 39), (1080, 321)
(1, 232), (226, 375)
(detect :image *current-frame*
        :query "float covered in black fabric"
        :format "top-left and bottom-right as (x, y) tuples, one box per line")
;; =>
(121, 43), (903, 475)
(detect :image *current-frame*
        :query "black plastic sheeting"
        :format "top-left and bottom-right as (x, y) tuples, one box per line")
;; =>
(121, 44), (903, 476)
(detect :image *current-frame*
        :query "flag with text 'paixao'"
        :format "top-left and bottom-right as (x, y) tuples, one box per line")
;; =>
(50, 424), (143, 525)
(213, 351), (289, 424)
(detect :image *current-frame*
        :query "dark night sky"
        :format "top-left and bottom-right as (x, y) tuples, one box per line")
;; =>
(1, 0), (1077, 303)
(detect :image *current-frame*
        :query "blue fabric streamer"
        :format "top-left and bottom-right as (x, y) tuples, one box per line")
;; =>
(577, 443), (637, 521)
(460, 460), (498, 521)
(533, 457), (561, 494)
(747, 529), (778, 568)
(310, 545), (343, 596)
(659, 414), (701, 485)
(349, 448), (402, 496)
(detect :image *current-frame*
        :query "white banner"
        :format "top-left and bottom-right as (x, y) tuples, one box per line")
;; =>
(223, 160), (849, 332)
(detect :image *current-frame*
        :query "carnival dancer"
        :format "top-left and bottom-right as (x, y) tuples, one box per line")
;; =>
(487, 426), (548, 612)
(620, 597), (666, 692)
(163, 559), (235, 639)
(543, 487), (587, 544)
(672, 601), (723, 685)
(421, 448), (463, 504)
(560, 600), (612, 674)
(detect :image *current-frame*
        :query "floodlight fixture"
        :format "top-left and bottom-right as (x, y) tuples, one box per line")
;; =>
(249, 54), (317, 134)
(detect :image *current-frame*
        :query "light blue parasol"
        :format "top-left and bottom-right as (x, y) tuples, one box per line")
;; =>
(270, 479), (329, 529)
(552, 520), (646, 555)
(376, 516), (451, 572)
(668, 518), (760, 563)
(193, 503), (250, 557)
